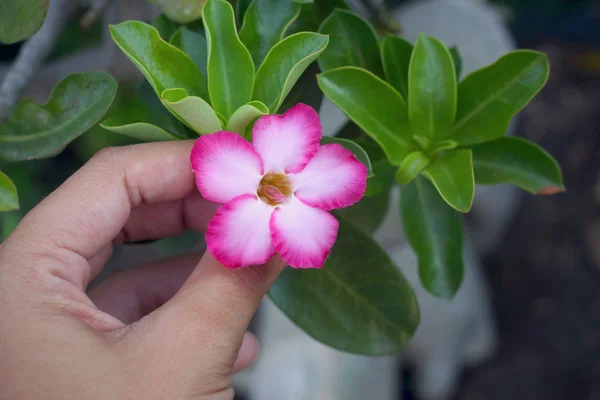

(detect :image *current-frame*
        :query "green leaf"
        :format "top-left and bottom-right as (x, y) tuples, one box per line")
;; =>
(287, 3), (320, 34)
(170, 25), (208, 80)
(110, 21), (208, 101)
(0, 172), (19, 212)
(423, 149), (474, 213)
(408, 34), (457, 142)
(450, 50), (549, 145)
(317, 66), (413, 165)
(314, 0), (349, 22)
(0, 72), (117, 162)
(236, 0), (253, 25)
(239, 0), (301, 66)
(148, 0), (205, 24)
(1, 211), (21, 239)
(401, 176), (464, 299)
(204, 0), (255, 119)
(472, 137), (564, 195)
(318, 9), (384, 77)
(226, 101), (269, 137)
(154, 230), (203, 257)
(293, 0), (313, 3)
(0, 0), (49, 44)
(268, 215), (420, 355)
(279, 63), (323, 113)
(101, 89), (188, 142)
(381, 35), (413, 100)
(162, 88), (223, 135)
(396, 150), (430, 184)
(321, 136), (373, 178)
(254, 32), (328, 112)
(449, 45), (462, 80)
(151, 13), (181, 40)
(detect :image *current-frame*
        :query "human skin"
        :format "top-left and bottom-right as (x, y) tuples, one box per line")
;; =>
(0, 141), (285, 399)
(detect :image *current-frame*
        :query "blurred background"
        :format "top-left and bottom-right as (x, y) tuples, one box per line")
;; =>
(1, 0), (599, 399)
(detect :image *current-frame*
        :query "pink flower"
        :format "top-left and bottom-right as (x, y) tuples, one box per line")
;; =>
(190, 103), (367, 269)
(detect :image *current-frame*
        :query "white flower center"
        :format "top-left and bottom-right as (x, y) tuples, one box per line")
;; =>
(257, 173), (292, 206)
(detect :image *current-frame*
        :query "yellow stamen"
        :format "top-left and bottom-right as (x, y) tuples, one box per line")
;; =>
(257, 173), (292, 206)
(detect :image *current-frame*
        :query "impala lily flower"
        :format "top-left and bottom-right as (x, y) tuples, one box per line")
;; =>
(190, 103), (367, 269)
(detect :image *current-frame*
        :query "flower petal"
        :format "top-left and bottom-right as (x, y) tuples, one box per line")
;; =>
(252, 103), (321, 174)
(292, 144), (367, 210)
(270, 197), (338, 269)
(206, 194), (276, 268)
(191, 131), (264, 204)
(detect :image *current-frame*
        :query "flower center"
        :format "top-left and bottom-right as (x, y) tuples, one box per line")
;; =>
(257, 173), (292, 206)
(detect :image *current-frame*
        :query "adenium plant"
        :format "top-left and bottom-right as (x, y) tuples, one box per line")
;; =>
(0, 0), (564, 355)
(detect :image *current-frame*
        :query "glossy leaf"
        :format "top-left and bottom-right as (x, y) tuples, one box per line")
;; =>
(449, 45), (462, 80)
(318, 67), (413, 165)
(401, 176), (464, 299)
(423, 149), (474, 213)
(472, 137), (564, 194)
(254, 32), (328, 112)
(0, 0), (49, 44)
(110, 21), (208, 101)
(321, 136), (373, 177)
(0, 172), (18, 212)
(396, 150), (430, 184)
(162, 88), (222, 135)
(408, 34), (457, 141)
(239, 0), (300, 66)
(148, 0), (205, 24)
(381, 35), (413, 100)
(101, 90), (188, 142)
(279, 63), (323, 113)
(268, 215), (420, 355)
(170, 25), (208, 80)
(204, 0), (255, 119)
(0, 72), (117, 162)
(318, 9), (383, 77)
(151, 13), (181, 40)
(226, 101), (269, 137)
(450, 50), (549, 145)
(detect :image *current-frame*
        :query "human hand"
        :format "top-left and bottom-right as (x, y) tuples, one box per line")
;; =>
(0, 141), (285, 399)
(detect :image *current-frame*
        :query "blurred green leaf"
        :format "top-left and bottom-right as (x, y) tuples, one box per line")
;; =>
(170, 25), (208, 81)
(472, 137), (564, 194)
(408, 34), (456, 142)
(162, 88), (223, 135)
(293, 0), (313, 3)
(239, 0), (300, 66)
(0, 72), (117, 162)
(423, 149), (474, 213)
(151, 14), (181, 41)
(155, 230), (203, 257)
(110, 21), (208, 100)
(0, 0), (49, 44)
(236, 0), (253, 25)
(318, 66), (413, 165)
(204, 0), (255, 119)
(381, 35), (413, 99)
(314, 0), (350, 22)
(395, 150), (430, 184)
(401, 176), (464, 300)
(1, 210), (21, 239)
(318, 9), (383, 77)
(148, 0), (205, 24)
(321, 136), (373, 178)
(268, 215), (419, 355)
(226, 101), (269, 137)
(450, 50), (549, 145)
(287, 3), (320, 34)
(254, 32), (328, 112)
(0, 172), (18, 212)
(449, 45), (462, 80)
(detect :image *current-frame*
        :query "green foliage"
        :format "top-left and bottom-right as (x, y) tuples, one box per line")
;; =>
(0, 172), (18, 212)
(0, 72), (117, 162)
(396, 151), (430, 184)
(239, 0), (300, 66)
(401, 177), (464, 299)
(318, 9), (383, 77)
(449, 46), (462, 80)
(162, 88), (223, 135)
(226, 101), (269, 137)
(170, 25), (208, 80)
(423, 149), (474, 213)
(321, 136), (373, 178)
(381, 35), (413, 99)
(204, 0), (255, 119)
(268, 215), (419, 355)
(148, 0), (205, 24)
(472, 137), (565, 194)
(253, 32), (328, 112)
(0, 0), (49, 44)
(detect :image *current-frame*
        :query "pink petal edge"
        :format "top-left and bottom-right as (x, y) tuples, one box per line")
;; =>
(292, 143), (367, 210)
(206, 194), (276, 269)
(191, 131), (264, 204)
(269, 197), (339, 269)
(252, 103), (321, 174)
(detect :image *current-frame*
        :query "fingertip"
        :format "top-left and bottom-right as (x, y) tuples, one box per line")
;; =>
(232, 332), (260, 373)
